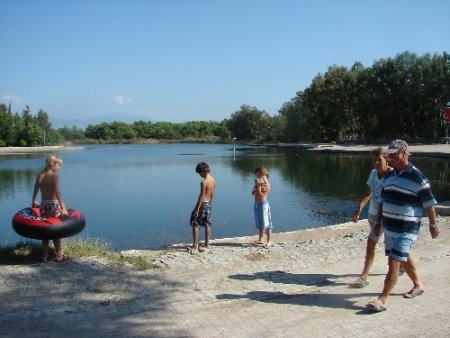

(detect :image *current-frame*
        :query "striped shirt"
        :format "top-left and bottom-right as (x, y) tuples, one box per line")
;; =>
(381, 163), (437, 240)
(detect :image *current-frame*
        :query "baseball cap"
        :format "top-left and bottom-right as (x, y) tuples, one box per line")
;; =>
(387, 139), (410, 154)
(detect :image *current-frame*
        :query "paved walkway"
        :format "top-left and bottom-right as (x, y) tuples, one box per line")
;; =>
(309, 143), (450, 157)
(1, 217), (449, 337)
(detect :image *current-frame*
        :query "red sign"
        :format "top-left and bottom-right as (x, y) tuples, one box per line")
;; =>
(444, 107), (450, 123)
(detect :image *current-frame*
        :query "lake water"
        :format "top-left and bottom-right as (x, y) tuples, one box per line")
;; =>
(1, 144), (448, 250)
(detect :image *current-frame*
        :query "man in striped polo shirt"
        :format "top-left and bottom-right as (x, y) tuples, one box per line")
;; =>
(366, 139), (439, 312)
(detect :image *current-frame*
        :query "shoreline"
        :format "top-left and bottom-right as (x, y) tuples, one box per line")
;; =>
(307, 143), (450, 158)
(0, 145), (84, 155)
(2, 143), (449, 156)
(123, 215), (449, 261)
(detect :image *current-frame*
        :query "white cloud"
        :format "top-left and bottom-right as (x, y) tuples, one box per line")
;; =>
(113, 95), (132, 105)
(2, 94), (24, 103)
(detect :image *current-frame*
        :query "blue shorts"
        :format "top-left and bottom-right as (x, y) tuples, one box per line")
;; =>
(254, 201), (272, 230)
(190, 202), (212, 228)
(384, 234), (415, 262)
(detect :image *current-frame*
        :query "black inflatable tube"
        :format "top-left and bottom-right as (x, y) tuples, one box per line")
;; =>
(12, 208), (86, 240)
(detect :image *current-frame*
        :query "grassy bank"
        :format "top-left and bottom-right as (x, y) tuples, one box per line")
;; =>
(0, 239), (157, 270)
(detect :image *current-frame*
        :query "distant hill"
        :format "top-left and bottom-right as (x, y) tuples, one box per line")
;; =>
(51, 113), (151, 129)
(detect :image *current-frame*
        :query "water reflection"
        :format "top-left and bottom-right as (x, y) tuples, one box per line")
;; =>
(297, 153), (449, 199)
(0, 169), (36, 201)
(233, 149), (449, 201)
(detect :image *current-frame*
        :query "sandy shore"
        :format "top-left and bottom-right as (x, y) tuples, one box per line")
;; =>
(308, 143), (450, 158)
(0, 145), (85, 155)
(1, 216), (449, 337)
(0, 145), (65, 154)
(1, 143), (449, 156)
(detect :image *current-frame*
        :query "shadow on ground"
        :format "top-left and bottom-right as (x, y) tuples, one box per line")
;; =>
(228, 270), (358, 286)
(216, 290), (375, 311)
(218, 270), (380, 311)
(0, 259), (190, 337)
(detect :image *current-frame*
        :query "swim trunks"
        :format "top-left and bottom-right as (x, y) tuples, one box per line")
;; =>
(254, 200), (272, 230)
(40, 199), (62, 218)
(190, 201), (212, 228)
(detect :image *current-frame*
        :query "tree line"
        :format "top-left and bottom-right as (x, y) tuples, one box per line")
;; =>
(1, 51), (449, 146)
(278, 51), (450, 142)
(0, 104), (63, 147)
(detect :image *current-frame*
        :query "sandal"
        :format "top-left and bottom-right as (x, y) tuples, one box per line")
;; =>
(365, 299), (387, 312)
(403, 288), (424, 298)
(351, 276), (369, 288)
(189, 247), (199, 255)
(54, 254), (69, 263)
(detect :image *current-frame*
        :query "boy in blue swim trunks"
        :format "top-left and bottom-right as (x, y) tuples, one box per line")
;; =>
(190, 162), (216, 254)
(252, 166), (272, 247)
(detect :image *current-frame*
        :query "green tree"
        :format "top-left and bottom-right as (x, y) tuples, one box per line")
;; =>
(0, 103), (14, 146)
(35, 109), (52, 129)
(132, 120), (154, 138)
(227, 105), (271, 141)
(58, 126), (86, 141)
(280, 51), (450, 142)
(110, 121), (137, 140)
(85, 123), (114, 140)
(15, 106), (41, 146)
(213, 121), (231, 140)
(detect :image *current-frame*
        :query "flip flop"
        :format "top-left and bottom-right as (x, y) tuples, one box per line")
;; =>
(54, 254), (69, 263)
(351, 276), (369, 288)
(189, 248), (199, 255)
(365, 300), (387, 312)
(403, 288), (424, 298)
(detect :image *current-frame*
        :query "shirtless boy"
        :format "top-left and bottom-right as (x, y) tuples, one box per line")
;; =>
(32, 155), (69, 262)
(190, 162), (216, 254)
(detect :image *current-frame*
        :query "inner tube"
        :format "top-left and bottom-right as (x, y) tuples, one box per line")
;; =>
(12, 207), (86, 240)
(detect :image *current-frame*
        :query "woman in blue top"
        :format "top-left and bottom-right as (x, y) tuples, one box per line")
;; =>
(351, 147), (392, 287)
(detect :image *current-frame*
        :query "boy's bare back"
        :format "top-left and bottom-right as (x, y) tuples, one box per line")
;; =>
(200, 174), (215, 202)
(32, 155), (68, 216)
(35, 171), (59, 200)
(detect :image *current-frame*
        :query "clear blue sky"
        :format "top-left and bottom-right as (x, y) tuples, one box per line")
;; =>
(1, 0), (449, 124)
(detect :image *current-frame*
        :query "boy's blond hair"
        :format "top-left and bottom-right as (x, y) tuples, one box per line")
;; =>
(45, 155), (63, 169)
(254, 166), (269, 178)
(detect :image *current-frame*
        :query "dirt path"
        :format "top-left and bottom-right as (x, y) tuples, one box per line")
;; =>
(1, 217), (449, 337)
